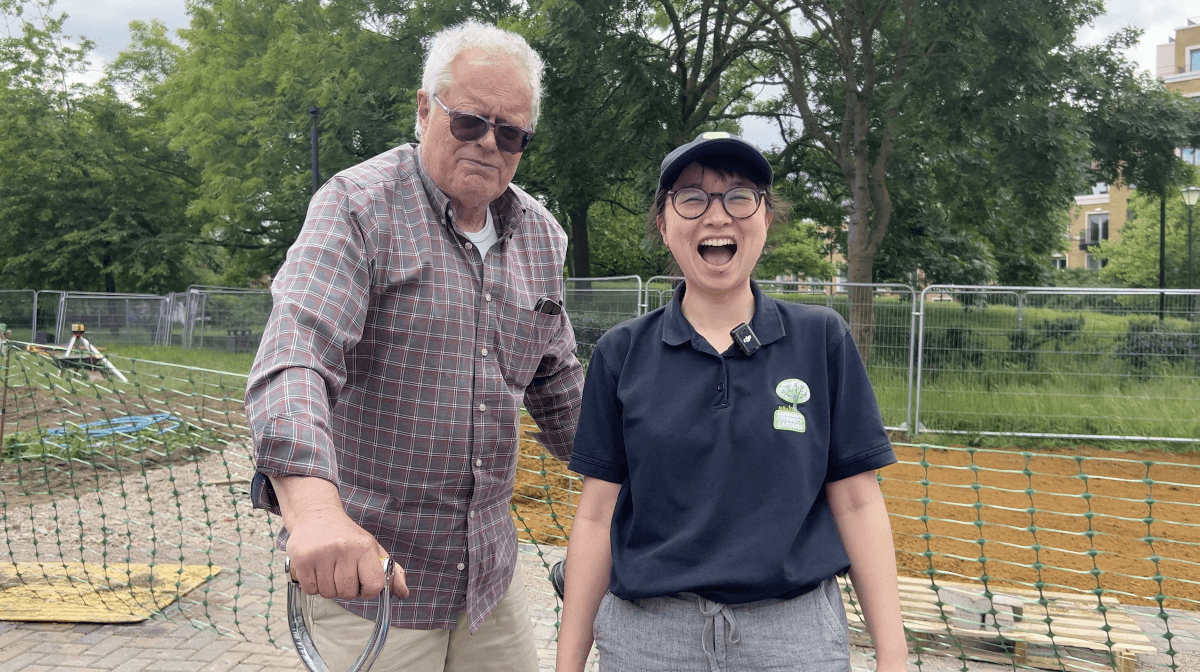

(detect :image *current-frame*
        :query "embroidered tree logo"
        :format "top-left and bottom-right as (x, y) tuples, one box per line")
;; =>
(775, 379), (811, 410)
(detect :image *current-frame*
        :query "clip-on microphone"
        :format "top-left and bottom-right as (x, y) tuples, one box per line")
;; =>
(730, 322), (760, 356)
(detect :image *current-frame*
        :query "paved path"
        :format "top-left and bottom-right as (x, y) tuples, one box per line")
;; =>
(3, 545), (1199, 672)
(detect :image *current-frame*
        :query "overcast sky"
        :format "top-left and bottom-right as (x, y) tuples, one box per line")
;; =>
(57, 1), (1198, 76)
(49, 0), (1200, 148)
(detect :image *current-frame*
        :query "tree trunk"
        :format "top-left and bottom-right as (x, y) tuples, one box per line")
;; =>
(103, 248), (116, 294)
(570, 201), (592, 285)
(846, 234), (875, 364)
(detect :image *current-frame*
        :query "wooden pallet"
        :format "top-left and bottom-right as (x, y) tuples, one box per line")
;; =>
(840, 576), (1158, 672)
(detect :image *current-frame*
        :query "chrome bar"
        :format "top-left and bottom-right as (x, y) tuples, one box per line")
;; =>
(285, 555), (394, 672)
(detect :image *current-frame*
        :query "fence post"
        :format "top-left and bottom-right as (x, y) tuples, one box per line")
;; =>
(906, 287), (919, 439)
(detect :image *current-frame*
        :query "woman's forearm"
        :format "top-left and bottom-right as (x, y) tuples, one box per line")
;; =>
(555, 477), (620, 672)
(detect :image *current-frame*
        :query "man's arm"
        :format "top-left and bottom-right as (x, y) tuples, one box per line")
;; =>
(271, 475), (408, 599)
(524, 308), (584, 462)
(246, 177), (403, 600)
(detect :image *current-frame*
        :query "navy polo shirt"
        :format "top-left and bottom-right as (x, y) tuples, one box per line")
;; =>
(568, 281), (896, 604)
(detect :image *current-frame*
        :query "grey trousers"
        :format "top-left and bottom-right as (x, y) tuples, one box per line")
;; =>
(593, 577), (851, 672)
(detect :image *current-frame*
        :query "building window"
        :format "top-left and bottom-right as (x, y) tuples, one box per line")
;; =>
(1053, 256), (1067, 270)
(1086, 253), (1104, 271)
(1091, 182), (1109, 195)
(1191, 47), (1200, 73)
(1184, 147), (1199, 166)
(1086, 212), (1108, 244)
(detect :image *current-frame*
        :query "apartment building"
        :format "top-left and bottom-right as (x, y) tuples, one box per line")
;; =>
(1058, 16), (1200, 271)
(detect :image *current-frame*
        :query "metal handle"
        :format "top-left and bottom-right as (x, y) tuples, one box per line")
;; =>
(285, 555), (394, 672)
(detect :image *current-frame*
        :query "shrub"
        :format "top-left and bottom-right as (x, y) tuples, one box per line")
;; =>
(922, 326), (986, 376)
(1003, 328), (1043, 370)
(571, 312), (632, 367)
(1117, 318), (1200, 371)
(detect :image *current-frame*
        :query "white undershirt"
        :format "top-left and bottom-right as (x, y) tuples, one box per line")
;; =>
(461, 209), (498, 259)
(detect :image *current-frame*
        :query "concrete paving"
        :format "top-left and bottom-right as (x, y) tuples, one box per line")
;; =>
(2, 545), (1198, 672)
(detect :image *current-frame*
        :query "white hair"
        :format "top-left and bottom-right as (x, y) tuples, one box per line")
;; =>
(414, 20), (544, 140)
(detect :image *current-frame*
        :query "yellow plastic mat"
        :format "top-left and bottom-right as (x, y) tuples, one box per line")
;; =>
(0, 561), (221, 623)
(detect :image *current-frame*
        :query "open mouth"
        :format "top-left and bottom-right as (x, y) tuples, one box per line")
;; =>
(698, 238), (737, 266)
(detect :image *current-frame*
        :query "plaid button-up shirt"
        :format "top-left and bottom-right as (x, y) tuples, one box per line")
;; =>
(246, 143), (583, 632)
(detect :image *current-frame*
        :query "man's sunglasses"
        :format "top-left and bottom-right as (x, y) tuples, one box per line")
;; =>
(431, 94), (534, 155)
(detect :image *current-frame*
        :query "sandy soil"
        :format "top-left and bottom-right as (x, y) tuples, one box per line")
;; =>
(509, 416), (1200, 611)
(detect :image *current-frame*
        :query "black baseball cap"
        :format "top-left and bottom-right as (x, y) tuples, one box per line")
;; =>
(658, 131), (773, 194)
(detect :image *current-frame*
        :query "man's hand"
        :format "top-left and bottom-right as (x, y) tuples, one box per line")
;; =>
(273, 475), (410, 600)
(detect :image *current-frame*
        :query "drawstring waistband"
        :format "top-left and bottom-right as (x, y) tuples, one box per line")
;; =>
(697, 596), (741, 672)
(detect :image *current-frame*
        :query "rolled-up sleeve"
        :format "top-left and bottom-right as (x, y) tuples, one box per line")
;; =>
(245, 178), (374, 493)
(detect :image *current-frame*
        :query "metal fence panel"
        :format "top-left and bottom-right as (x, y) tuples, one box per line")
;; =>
(915, 286), (1200, 444)
(184, 286), (273, 353)
(641, 278), (915, 431)
(34, 291), (63, 343)
(564, 276), (643, 364)
(0, 290), (36, 341)
(54, 292), (169, 347)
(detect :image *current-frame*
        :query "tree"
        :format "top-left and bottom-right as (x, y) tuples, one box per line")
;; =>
(522, 0), (775, 279)
(747, 0), (1150, 360)
(520, 0), (668, 279)
(0, 1), (200, 292)
(1097, 185), (1200, 288)
(163, 0), (430, 283)
(755, 218), (834, 281)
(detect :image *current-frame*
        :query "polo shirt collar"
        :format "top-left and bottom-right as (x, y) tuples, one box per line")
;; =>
(414, 145), (525, 240)
(662, 280), (786, 350)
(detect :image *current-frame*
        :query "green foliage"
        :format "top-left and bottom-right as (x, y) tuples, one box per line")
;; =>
(922, 326), (987, 376)
(755, 219), (834, 281)
(569, 311), (631, 366)
(163, 0), (428, 283)
(2, 420), (222, 464)
(1098, 187), (1200, 288)
(1050, 267), (1109, 288)
(1117, 317), (1200, 372)
(0, 2), (201, 293)
(1037, 315), (1085, 345)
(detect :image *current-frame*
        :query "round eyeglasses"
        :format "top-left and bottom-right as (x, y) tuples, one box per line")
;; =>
(431, 94), (534, 155)
(668, 187), (766, 219)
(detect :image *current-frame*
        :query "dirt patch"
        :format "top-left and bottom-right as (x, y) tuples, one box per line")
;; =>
(1, 384), (246, 506)
(510, 416), (1200, 610)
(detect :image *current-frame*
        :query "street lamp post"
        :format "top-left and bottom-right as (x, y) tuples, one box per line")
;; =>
(1183, 186), (1200, 290)
(1183, 186), (1200, 319)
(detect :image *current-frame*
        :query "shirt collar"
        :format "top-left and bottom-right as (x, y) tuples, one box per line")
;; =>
(414, 145), (526, 240)
(662, 280), (786, 351)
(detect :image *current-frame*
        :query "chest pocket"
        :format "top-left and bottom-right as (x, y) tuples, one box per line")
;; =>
(494, 303), (559, 389)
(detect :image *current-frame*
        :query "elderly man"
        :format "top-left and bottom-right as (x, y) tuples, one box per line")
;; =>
(245, 20), (583, 672)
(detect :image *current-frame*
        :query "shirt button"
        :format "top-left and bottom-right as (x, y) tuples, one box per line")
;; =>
(484, 293), (492, 302)
(465, 242), (473, 249)
(717, 384), (724, 391)
(457, 563), (466, 571)
(475, 459), (482, 467)
(469, 510), (476, 518)
(481, 348), (489, 357)
(478, 403), (487, 412)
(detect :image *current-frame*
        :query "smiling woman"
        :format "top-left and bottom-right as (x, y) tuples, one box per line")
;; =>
(554, 132), (909, 672)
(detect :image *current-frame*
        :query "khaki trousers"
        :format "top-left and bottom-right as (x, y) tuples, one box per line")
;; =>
(300, 564), (538, 672)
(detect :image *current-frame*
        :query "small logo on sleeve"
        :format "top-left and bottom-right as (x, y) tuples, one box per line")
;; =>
(773, 378), (810, 433)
